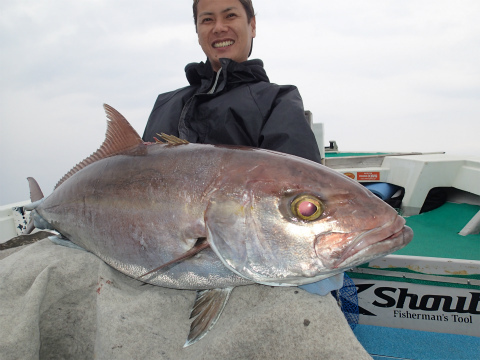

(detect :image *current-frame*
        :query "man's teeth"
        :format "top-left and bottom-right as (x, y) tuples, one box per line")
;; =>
(213, 40), (234, 48)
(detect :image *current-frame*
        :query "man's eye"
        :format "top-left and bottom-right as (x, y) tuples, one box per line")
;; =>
(202, 18), (213, 23)
(227, 13), (237, 18)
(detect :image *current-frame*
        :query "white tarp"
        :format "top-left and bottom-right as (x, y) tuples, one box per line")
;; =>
(0, 239), (371, 359)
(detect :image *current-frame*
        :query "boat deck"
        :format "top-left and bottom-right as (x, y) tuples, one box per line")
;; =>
(398, 202), (480, 261)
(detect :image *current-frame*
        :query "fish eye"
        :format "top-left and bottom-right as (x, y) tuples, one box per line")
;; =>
(291, 195), (323, 221)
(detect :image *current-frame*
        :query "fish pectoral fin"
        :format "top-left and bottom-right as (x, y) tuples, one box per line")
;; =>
(184, 287), (234, 347)
(137, 237), (209, 279)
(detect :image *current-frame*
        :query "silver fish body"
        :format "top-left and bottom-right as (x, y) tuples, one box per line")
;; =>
(27, 104), (413, 346)
(35, 134), (412, 289)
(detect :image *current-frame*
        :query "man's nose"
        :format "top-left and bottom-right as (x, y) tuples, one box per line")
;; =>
(213, 19), (228, 34)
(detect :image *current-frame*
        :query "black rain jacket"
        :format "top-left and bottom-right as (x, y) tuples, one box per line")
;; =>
(143, 58), (321, 163)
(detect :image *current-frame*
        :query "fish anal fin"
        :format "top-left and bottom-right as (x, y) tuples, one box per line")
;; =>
(184, 287), (234, 347)
(55, 104), (143, 189)
(157, 133), (189, 146)
(48, 235), (86, 251)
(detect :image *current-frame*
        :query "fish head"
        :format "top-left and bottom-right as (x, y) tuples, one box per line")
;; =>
(205, 151), (413, 286)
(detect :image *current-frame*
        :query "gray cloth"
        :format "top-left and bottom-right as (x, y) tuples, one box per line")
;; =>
(0, 239), (372, 360)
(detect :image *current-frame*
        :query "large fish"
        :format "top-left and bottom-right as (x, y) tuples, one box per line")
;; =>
(25, 104), (413, 346)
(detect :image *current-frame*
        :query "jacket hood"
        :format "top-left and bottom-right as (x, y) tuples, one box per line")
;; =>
(185, 58), (269, 91)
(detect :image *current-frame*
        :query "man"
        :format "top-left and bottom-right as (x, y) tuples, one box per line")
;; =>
(143, 0), (321, 164)
(144, 0), (343, 295)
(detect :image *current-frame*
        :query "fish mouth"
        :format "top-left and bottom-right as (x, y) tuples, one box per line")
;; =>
(336, 226), (413, 269)
(318, 215), (413, 269)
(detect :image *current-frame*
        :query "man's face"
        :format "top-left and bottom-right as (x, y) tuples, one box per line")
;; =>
(196, 0), (256, 72)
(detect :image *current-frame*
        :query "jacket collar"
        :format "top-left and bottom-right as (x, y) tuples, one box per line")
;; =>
(185, 58), (269, 92)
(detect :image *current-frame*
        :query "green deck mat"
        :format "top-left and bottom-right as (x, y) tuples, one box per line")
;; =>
(394, 202), (480, 261)
(325, 152), (387, 158)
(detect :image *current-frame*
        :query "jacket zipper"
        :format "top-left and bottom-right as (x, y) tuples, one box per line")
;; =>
(178, 69), (223, 140)
(207, 69), (222, 94)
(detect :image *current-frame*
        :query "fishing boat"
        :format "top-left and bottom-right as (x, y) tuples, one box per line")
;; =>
(311, 123), (480, 360)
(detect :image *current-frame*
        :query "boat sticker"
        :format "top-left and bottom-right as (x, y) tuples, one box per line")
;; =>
(354, 279), (480, 337)
(357, 172), (380, 181)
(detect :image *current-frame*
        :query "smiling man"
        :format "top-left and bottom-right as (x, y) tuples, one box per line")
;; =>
(143, 0), (321, 163)
(195, 0), (256, 72)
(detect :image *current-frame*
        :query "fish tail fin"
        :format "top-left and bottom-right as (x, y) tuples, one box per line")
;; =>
(27, 177), (44, 202)
(22, 177), (45, 234)
(24, 177), (54, 234)
(24, 220), (35, 234)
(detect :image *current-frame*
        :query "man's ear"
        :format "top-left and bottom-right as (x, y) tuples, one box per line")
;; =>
(251, 16), (256, 38)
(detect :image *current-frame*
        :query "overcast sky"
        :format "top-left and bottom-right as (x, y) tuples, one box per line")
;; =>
(1, 0), (479, 205)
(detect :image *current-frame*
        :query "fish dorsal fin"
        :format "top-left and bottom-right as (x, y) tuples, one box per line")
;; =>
(155, 133), (189, 145)
(184, 287), (234, 347)
(55, 104), (143, 189)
